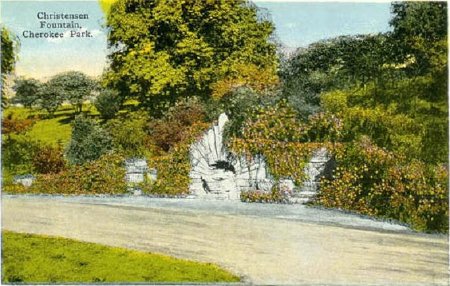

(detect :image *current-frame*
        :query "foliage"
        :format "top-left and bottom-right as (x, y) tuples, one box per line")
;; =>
(1, 136), (40, 175)
(36, 81), (64, 116)
(12, 77), (41, 108)
(2, 231), (240, 283)
(148, 97), (207, 152)
(317, 138), (448, 232)
(229, 102), (342, 185)
(390, 2), (447, 76)
(1, 27), (18, 107)
(221, 87), (279, 140)
(94, 89), (123, 119)
(211, 64), (278, 100)
(2, 113), (35, 137)
(146, 144), (192, 196)
(104, 0), (278, 114)
(65, 116), (112, 165)
(281, 34), (390, 120)
(145, 122), (210, 195)
(25, 153), (127, 195)
(32, 144), (66, 174)
(106, 112), (150, 157)
(321, 75), (447, 163)
(240, 184), (293, 204)
(48, 71), (95, 113)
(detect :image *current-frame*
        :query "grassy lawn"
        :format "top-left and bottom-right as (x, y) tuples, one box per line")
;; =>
(2, 231), (240, 283)
(4, 105), (80, 145)
(3, 100), (140, 146)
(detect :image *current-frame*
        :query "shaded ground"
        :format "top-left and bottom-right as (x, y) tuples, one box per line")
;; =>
(2, 195), (448, 285)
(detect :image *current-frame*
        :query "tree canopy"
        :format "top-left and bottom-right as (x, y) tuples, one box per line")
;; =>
(13, 78), (42, 108)
(48, 71), (95, 113)
(104, 0), (278, 115)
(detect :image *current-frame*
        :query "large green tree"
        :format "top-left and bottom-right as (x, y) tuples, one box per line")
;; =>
(49, 71), (95, 113)
(104, 0), (278, 115)
(13, 77), (42, 108)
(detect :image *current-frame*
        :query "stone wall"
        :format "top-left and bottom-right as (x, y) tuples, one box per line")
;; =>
(124, 158), (157, 195)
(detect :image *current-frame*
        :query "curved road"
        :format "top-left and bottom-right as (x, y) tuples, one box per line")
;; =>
(2, 195), (449, 285)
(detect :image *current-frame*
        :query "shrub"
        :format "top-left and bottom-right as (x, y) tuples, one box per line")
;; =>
(149, 97), (206, 152)
(28, 153), (127, 195)
(240, 184), (293, 203)
(106, 112), (150, 157)
(2, 136), (40, 175)
(317, 137), (449, 232)
(2, 114), (35, 137)
(229, 101), (342, 185)
(144, 122), (210, 195)
(32, 145), (66, 174)
(65, 116), (112, 165)
(94, 89), (123, 120)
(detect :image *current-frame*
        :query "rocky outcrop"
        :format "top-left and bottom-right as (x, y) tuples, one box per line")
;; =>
(189, 113), (274, 200)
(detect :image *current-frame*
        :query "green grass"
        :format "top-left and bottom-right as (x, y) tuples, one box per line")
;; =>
(4, 105), (78, 145)
(2, 231), (240, 283)
(4, 100), (141, 146)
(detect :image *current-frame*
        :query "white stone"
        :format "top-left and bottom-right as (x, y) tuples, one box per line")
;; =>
(189, 113), (274, 200)
(13, 174), (35, 187)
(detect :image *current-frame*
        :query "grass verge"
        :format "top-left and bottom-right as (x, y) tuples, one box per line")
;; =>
(2, 231), (240, 283)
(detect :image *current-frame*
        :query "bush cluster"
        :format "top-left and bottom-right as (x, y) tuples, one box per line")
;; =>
(65, 116), (112, 165)
(23, 154), (127, 195)
(148, 97), (206, 152)
(229, 102), (342, 185)
(2, 136), (40, 176)
(240, 184), (293, 204)
(32, 144), (66, 174)
(106, 112), (150, 157)
(317, 137), (448, 232)
(144, 122), (210, 195)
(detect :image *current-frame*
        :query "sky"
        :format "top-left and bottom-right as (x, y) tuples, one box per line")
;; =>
(1, 1), (393, 80)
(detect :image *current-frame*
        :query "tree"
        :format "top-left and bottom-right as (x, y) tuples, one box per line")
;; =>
(281, 34), (390, 120)
(104, 0), (278, 115)
(12, 77), (41, 108)
(37, 81), (64, 116)
(1, 27), (19, 107)
(49, 71), (95, 113)
(389, 2), (447, 76)
(94, 89), (123, 120)
(65, 116), (112, 165)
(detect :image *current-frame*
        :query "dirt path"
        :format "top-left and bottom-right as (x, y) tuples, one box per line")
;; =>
(2, 195), (448, 285)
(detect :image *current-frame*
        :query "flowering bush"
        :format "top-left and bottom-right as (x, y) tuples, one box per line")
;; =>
(318, 137), (448, 232)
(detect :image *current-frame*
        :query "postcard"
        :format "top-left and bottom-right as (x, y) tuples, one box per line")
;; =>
(1, 0), (448, 285)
